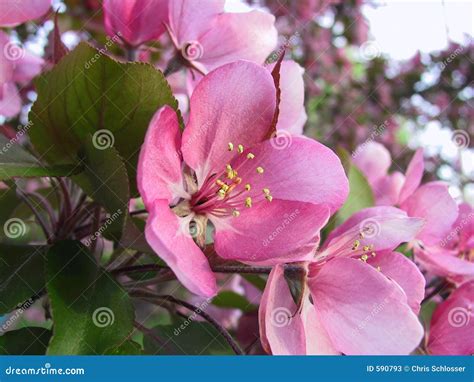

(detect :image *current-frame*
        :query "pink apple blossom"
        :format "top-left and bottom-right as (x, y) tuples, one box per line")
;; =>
(166, 0), (277, 75)
(259, 206), (425, 355)
(427, 280), (474, 355)
(0, 0), (51, 27)
(415, 203), (474, 284)
(0, 31), (44, 118)
(103, 0), (169, 48)
(137, 60), (348, 297)
(353, 142), (458, 246)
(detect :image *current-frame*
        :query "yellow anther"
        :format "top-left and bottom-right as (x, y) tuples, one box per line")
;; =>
(245, 197), (252, 208)
(220, 184), (229, 192)
(232, 209), (240, 217)
(363, 245), (370, 251)
(247, 153), (255, 159)
(218, 189), (226, 198)
(228, 142), (234, 151)
(226, 164), (232, 172)
(245, 184), (251, 191)
(352, 240), (360, 250)
(371, 252), (376, 257)
(237, 144), (244, 154)
(263, 188), (270, 195)
(265, 195), (273, 202)
(234, 177), (242, 184)
(256, 166), (264, 174)
(216, 179), (226, 187)
(361, 254), (369, 262)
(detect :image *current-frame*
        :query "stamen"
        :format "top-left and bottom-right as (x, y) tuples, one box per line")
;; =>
(262, 188), (270, 195)
(265, 195), (273, 202)
(352, 240), (360, 250)
(232, 209), (240, 217)
(245, 184), (251, 191)
(256, 166), (264, 174)
(228, 142), (234, 151)
(237, 144), (244, 154)
(361, 254), (369, 262)
(247, 153), (255, 159)
(245, 197), (252, 208)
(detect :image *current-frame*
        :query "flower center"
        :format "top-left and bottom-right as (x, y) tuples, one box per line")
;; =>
(181, 41), (204, 61)
(190, 142), (272, 218)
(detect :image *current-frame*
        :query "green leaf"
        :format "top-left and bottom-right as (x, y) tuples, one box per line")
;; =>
(46, 240), (134, 355)
(212, 291), (256, 313)
(104, 340), (143, 355)
(144, 317), (234, 355)
(72, 141), (129, 240)
(242, 274), (266, 291)
(0, 244), (46, 314)
(0, 135), (81, 180)
(334, 164), (374, 225)
(29, 42), (180, 195)
(0, 327), (51, 355)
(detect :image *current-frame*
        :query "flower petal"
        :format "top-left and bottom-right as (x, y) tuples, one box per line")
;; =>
(308, 257), (424, 355)
(137, 106), (186, 207)
(198, 11), (277, 72)
(182, 61), (276, 185)
(398, 148), (424, 204)
(12, 51), (44, 85)
(0, 0), (51, 27)
(374, 172), (405, 206)
(400, 182), (458, 246)
(0, 82), (21, 118)
(145, 200), (217, 297)
(352, 142), (391, 187)
(428, 280), (474, 355)
(214, 201), (330, 265)
(367, 251), (425, 313)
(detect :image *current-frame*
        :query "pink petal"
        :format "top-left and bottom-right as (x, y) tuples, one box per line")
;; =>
(415, 245), (474, 281)
(12, 51), (44, 85)
(374, 171), (405, 206)
(197, 11), (277, 72)
(214, 201), (330, 265)
(223, 137), (349, 213)
(103, 0), (168, 47)
(367, 251), (425, 313)
(401, 182), (458, 246)
(0, 82), (21, 118)
(352, 142), (391, 187)
(428, 280), (474, 355)
(321, 207), (424, 261)
(258, 265), (307, 355)
(398, 148), (424, 204)
(181, 61), (276, 184)
(145, 200), (217, 297)
(137, 106), (186, 207)
(271, 61), (307, 135)
(308, 257), (424, 355)
(168, 0), (225, 44)
(0, 0), (51, 27)
(0, 32), (14, 86)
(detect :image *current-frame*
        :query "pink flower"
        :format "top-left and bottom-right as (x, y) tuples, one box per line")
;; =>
(0, 0), (51, 27)
(166, 0), (277, 75)
(137, 61), (349, 297)
(353, 142), (458, 246)
(427, 280), (474, 355)
(0, 31), (44, 118)
(103, 0), (169, 48)
(259, 206), (425, 355)
(415, 203), (474, 284)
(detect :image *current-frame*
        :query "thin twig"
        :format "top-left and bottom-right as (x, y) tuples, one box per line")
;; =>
(16, 191), (52, 244)
(422, 279), (449, 305)
(112, 263), (274, 275)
